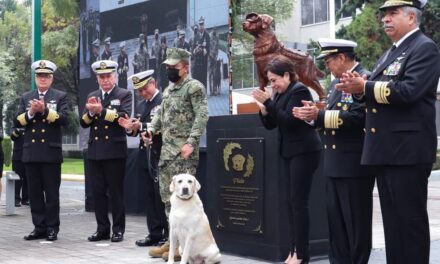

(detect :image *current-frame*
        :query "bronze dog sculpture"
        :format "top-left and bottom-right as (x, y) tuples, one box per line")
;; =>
(242, 12), (326, 101)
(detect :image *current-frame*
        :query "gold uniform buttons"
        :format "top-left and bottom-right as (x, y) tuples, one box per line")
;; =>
(41, 129), (45, 133)
(337, 102), (342, 107)
(323, 131), (326, 135)
(324, 145), (327, 149)
(95, 116), (98, 120)
(94, 126), (98, 130)
(372, 108), (377, 113)
(105, 126), (109, 129)
(33, 120), (36, 123)
(331, 130), (336, 135)
(365, 108), (368, 113)
(371, 128), (376, 133)
(32, 129), (35, 133)
(332, 144), (336, 149)
(32, 139), (35, 143)
(42, 119), (46, 122)
(105, 136), (109, 140)
(95, 137), (98, 140)
(140, 146), (144, 149)
(41, 139), (45, 143)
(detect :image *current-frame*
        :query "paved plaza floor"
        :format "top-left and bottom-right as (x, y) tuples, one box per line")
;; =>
(1, 175), (440, 263)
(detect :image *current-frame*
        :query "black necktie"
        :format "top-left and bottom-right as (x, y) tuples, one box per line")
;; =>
(376, 45), (397, 71)
(103, 92), (108, 100)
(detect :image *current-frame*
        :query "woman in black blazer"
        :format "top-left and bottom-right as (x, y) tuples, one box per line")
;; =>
(253, 56), (321, 264)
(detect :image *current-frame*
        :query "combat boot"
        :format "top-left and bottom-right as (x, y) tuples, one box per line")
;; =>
(149, 241), (169, 258)
(161, 248), (181, 262)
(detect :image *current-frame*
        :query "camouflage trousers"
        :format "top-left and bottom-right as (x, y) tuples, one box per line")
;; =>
(158, 158), (198, 217)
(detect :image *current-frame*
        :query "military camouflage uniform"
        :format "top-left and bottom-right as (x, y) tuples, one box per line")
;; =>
(149, 72), (208, 215)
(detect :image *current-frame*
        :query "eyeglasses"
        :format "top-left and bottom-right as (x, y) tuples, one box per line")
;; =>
(324, 55), (339, 67)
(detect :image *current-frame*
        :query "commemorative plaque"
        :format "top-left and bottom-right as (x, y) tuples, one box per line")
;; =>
(216, 138), (264, 235)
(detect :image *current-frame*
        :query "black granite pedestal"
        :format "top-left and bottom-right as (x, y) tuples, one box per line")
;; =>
(206, 114), (328, 262)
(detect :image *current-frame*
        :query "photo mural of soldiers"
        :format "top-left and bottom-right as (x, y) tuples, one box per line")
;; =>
(101, 37), (112, 60)
(172, 25), (181, 48)
(117, 41), (129, 89)
(151, 28), (161, 78)
(140, 13), (148, 45)
(176, 30), (190, 51)
(133, 33), (149, 74)
(158, 36), (169, 91)
(208, 28), (220, 96)
(90, 39), (100, 76)
(192, 17), (210, 89)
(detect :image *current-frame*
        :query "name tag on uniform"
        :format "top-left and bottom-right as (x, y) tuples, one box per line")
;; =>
(110, 99), (121, 106)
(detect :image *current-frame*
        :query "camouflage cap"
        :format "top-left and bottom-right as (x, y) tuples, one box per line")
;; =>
(162, 48), (191, 66)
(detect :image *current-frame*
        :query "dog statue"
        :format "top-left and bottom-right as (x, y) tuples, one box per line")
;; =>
(242, 12), (326, 101)
(168, 174), (221, 264)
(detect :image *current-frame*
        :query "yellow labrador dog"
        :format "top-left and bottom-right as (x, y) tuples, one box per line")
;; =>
(167, 174), (221, 264)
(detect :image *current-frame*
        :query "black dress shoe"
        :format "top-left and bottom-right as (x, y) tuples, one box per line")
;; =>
(15, 200), (21, 207)
(24, 230), (46, 240)
(111, 232), (124, 242)
(135, 236), (160, 247)
(46, 228), (58, 241)
(88, 231), (110, 242)
(21, 200), (30, 206)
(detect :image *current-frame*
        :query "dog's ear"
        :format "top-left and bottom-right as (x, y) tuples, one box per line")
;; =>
(260, 14), (273, 29)
(195, 178), (201, 192)
(169, 176), (176, 193)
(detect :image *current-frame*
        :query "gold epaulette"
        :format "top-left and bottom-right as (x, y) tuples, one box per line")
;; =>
(324, 110), (343, 129)
(82, 113), (93, 125)
(104, 109), (118, 122)
(373, 81), (391, 104)
(17, 113), (27, 126)
(46, 109), (59, 123)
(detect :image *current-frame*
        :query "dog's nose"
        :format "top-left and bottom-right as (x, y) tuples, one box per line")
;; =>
(182, 187), (189, 195)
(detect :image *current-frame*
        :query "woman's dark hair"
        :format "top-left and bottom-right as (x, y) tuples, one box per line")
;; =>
(264, 55), (297, 82)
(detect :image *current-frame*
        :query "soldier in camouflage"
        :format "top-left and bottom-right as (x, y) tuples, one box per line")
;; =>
(146, 48), (208, 261)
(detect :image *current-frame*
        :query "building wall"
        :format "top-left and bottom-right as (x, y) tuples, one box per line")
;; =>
(276, 1), (352, 50)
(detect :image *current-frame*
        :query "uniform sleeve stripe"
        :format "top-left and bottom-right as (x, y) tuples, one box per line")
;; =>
(82, 113), (93, 125)
(17, 113), (27, 126)
(324, 110), (340, 129)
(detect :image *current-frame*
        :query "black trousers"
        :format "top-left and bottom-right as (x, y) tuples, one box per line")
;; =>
(139, 158), (168, 239)
(13, 160), (28, 202)
(89, 158), (126, 234)
(374, 165), (431, 264)
(282, 151), (321, 261)
(25, 162), (61, 232)
(326, 176), (375, 264)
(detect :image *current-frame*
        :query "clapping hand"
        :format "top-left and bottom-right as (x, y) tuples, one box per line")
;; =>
(335, 71), (367, 94)
(86, 96), (103, 115)
(28, 98), (45, 115)
(292, 100), (319, 122)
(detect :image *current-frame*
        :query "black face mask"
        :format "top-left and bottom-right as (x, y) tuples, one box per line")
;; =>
(167, 68), (181, 83)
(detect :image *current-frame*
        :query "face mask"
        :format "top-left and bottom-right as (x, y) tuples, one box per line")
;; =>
(167, 68), (181, 83)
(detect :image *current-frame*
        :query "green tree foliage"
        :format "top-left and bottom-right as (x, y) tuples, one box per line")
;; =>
(41, 0), (80, 135)
(0, 2), (32, 134)
(337, 0), (439, 71)
(340, 5), (391, 70)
